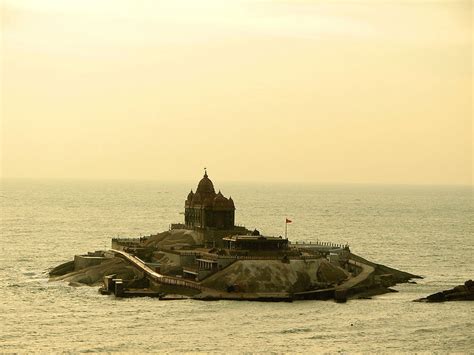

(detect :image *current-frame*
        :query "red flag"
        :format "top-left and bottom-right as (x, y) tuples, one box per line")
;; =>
(286, 218), (292, 223)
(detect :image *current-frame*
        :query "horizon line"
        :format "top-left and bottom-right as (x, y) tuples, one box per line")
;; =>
(1, 176), (472, 188)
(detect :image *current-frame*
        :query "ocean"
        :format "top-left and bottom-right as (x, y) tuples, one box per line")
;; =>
(1, 179), (473, 353)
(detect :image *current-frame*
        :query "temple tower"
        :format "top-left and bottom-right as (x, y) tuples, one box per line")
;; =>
(184, 171), (235, 229)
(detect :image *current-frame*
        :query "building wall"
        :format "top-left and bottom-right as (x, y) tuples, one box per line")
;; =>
(185, 207), (234, 230)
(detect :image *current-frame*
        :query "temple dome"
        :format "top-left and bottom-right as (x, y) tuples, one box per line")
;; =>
(213, 191), (233, 209)
(192, 192), (202, 204)
(196, 171), (216, 195)
(228, 196), (235, 209)
(187, 190), (194, 201)
(213, 191), (226, 202)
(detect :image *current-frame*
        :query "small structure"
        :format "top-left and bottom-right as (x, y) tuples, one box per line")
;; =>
(183, 257), (220, 281)
(223, 235), (288, 252)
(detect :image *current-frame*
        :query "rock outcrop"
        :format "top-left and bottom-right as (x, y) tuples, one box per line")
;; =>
(415, 280), (474, 302)
(49, 258), (143, 286)
(348, 252), (421, 284)
(144, 229), (201, 249)
(49, 260), (75, 276)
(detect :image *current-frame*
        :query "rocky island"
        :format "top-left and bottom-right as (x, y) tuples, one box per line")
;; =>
(50, 172), (421, 302)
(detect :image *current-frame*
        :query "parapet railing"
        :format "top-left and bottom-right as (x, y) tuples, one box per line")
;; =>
(169, 223), (187, 230)
(189, 251), (322, 261)
(292, 241), (349, 249)
(112, 237), (150, 244)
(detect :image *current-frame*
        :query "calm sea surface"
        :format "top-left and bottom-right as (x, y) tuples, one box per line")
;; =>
(1, 179), (473, 353)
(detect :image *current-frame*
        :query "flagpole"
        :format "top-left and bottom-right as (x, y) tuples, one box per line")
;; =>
(285, 220), (287, 239)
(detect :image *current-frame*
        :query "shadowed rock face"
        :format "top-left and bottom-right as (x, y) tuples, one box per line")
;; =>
(416, 280), (474, 302)
(317, 261), (348, 283)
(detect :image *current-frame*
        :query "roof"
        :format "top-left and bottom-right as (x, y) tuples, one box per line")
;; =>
(196, 171), (215, 195)
(185, 172), (235, 210)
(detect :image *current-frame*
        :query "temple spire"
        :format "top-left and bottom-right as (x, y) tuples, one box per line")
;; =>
(204, 167), (208, 178)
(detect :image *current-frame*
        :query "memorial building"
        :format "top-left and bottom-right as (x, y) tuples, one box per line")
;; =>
(184, 170), (235, 230)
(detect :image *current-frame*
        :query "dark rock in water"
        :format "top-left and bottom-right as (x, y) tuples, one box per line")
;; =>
(426, 291), (446, 302)
(49, 260), (74, 276)
(415, 280), (474, 302)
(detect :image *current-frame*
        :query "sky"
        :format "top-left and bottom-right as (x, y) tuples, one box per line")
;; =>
(1, 0), (472, 184)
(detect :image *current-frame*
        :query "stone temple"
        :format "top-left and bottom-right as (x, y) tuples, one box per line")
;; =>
(181, 171), (291, 252)
(184, 170), (235, 230)
(175, 171), (247, 247)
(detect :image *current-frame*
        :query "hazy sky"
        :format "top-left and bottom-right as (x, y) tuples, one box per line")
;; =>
(1, 0), (472, 184)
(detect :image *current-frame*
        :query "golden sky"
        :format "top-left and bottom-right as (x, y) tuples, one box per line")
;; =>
(1, 0), (472, 184)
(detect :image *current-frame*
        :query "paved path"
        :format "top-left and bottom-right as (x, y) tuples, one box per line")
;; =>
(335, 259), (374, 292)
(111, 249), (204, 291)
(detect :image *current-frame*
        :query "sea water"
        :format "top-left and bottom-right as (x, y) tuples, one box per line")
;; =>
(1, 179), (473, 353)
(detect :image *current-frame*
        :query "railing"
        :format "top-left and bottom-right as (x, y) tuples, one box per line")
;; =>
(183, 266), (199, 273)
(173, 250), (202, 257)
(169, 223), (187, 230)
(111, 237), (150, 247)
(195, 252), (321, 261)
(293, 241), (349, 249)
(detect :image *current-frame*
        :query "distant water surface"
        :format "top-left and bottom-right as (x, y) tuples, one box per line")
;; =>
(1, 179), (473, 352)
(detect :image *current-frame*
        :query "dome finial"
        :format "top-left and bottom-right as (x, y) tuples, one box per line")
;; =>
(196, 168), (215, 195)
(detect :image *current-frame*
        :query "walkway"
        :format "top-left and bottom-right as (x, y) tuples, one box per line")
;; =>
(110, 249), (204, 291)
(335, 259), (374, 292)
